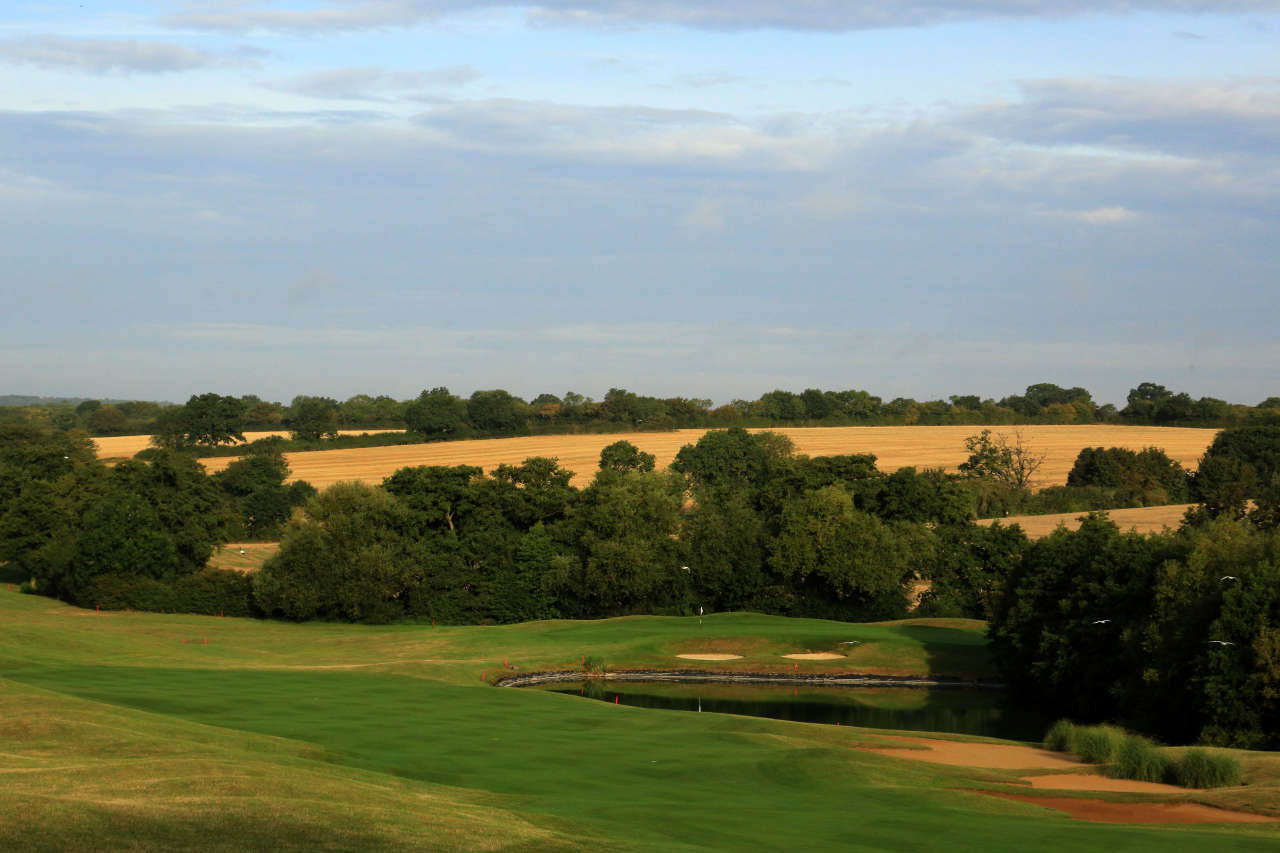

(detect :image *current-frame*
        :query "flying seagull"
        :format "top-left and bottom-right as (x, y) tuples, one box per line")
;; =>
(1221, 576), (1238, 582)
(1208, 640), (1236, 647)
(1092, 619), (1111, 625)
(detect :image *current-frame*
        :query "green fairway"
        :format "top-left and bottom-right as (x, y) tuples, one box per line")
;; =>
(3, 590), (1279, 851)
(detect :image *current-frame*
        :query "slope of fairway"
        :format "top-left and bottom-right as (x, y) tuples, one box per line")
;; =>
(980, 504), (1194, 538)
(196, 425), (1217, 490)
(3, 590), (1279, 852)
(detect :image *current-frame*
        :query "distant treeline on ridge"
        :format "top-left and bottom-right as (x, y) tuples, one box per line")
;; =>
(5, 382), (1279, 443)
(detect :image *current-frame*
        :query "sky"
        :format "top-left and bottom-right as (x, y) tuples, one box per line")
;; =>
(2, 1), (1278, 407)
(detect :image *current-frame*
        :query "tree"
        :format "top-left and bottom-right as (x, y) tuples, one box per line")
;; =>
(987, 514), (1177, 723)
(467, 390), (524, 432)
(769, 485), (928, 618)
(287, 396), (340, 441)
(382, 465), (483, 533)
(214, 448), (298, 539)
(548, 472), (686, 616)
(1192, 454), (1257, 521)
(111, 451), (235, 571)
(682, 487), (769, 610)
(671, 427), (794, 493)
(404, 387), (467, 437)
(87, 404), (128, 434)
(598, 440), (656, 476)
(254, 482), (421, 623)
(958, 429), (1045, 490)
(56, 491), (182, 603)
(182, 393), (248, 446)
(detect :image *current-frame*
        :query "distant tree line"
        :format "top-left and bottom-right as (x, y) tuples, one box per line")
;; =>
(4, 422), (1280, 745)
(4, 381), (1278, 443)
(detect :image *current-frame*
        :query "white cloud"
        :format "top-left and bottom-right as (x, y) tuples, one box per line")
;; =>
(1068, 206), (1141, 224)
(0, 35), (243, 74)
(264, 65), (481, 100)
(163, 0), (1280, 34)
(678, 198), (727, 235)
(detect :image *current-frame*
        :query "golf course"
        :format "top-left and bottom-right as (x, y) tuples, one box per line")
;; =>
(4, 587), (1279, 852)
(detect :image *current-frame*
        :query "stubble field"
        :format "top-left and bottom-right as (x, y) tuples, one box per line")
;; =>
(192, 424), (1218, 490)
(92, 430), (404, 460)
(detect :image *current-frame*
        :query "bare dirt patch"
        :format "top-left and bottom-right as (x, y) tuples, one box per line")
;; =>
(976, 791), (1275, 824)
(783, 653), (846, 660)
(862, 735), (1087, 769)
(1025, 773), (1196, 794)
(676, 654), (744, 661)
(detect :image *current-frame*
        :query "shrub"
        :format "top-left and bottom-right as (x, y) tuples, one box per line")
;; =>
(173, 568), (256, 617)
(582, 655), (607, 674)
(1108, 734), (1172, 783)
(1175, 749), (1242, 789)
(1043, 719), (1076, 752)
(1073, 724), (1126, 764)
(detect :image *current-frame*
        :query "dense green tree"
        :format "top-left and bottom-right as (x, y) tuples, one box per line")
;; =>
(55, 491), (182, 603)
(110, 451), (235, 571)
(917, 522), (1027, 619)
(876, 467), (975, 525)
(769, 485), (929, 618)
(181, 393), (248, 446)
(403, 387), (468, 436)
(86, 404), (128, 434)
(1192, 454), (1258, 521)
(287, 396), (340, 441)
(382, 465), (483, 533)
(547, 471), (686, 616)
(467, 389), (524, 432)
(214, 448), (301, 539)
(671, 427), (794, 493)
(486, 457), (577, 529)
(681, 488), (770, 610)
(598, 440), (656, 477)
(987, 515), (1180, 722)
(254, 483), (420, 622)
(1067, 446), (1191, 505)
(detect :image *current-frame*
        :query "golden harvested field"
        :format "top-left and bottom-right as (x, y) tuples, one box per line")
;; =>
(196, 425), (1218, 490)
(978, 504), (1194, 538)
(92, 430), (403, 459)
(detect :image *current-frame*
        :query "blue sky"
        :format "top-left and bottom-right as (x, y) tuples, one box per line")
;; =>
(2, 1), (1278, 406)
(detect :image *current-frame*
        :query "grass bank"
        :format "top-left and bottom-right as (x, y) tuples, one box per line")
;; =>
(2, 590), (1277, 852)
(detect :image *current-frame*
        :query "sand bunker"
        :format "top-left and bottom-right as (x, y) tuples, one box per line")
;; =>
(862, 735), (1086, 769)
(676, 654), (743, 661)
(783, 653), (846, 660)
(977, 791), (1275, 824)
(1025, 773), (1196, 794)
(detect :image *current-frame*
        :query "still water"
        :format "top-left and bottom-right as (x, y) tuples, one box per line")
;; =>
(532, 680), (1048, 741)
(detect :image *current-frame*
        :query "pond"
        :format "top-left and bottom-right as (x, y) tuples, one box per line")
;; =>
(529, 680), (1049, 741)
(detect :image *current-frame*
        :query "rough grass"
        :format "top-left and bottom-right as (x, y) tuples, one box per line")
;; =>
(1178, 749), (1244, 789)
(1044, 719), (1076, 752)
(1072, 725), (1128, 764)
(1109, 734), (1175, 783)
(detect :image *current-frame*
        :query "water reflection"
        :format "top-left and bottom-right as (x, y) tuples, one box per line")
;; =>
(535, 680), (1047, 741)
